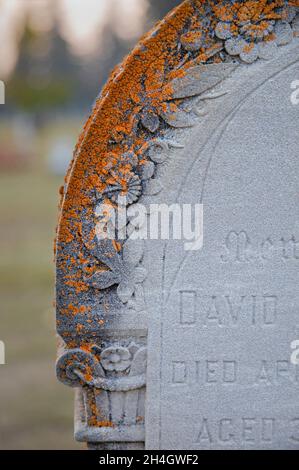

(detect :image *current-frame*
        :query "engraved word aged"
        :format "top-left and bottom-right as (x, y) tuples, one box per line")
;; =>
(196, 418), (276, 446)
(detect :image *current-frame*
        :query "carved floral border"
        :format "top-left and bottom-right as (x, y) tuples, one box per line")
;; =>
(56, 1), (299, 433)
(79, 3), (299, 311)
(57, 0), (299, 360)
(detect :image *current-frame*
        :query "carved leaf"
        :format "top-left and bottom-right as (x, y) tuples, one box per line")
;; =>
(143, 178), (163, 196)
(84, 270), (121, 289)
(147, 140), (170, 163)
(169, 63), (237, 99)
(123, 239), (144, 266)
(117, 281), (134, 304)
(82, 213), (127, 287)
(82, 216), (118, 267)
(140, 160), (155, 180)
(134, 267), (147, 284)
(275, 21), (293, 46)
(141, 109), (160, 133)
(129, 347), (147, 376)
(159, 103), (196, 128)
(128, 284), (146, 312)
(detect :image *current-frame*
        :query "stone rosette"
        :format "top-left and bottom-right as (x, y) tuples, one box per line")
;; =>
(213, 2), (299, 63)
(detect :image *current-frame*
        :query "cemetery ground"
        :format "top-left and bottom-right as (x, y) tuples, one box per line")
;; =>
(0, 120), (84, 449)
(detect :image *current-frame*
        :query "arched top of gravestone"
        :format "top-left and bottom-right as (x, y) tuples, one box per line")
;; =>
(56, 0), (299, 343)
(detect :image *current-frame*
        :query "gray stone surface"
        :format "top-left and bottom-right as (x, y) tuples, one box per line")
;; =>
(145, 42), (299, 450)
(56, 1), (299, 450)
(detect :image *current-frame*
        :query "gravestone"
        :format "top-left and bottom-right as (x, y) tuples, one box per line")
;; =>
(56, 0), (299, 450)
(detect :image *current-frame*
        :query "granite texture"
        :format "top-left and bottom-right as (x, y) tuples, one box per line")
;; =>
(56, 0), (299, 449)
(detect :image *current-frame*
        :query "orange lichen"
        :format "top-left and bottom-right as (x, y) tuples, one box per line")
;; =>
(55, 0), (299, 432)
(243, 42), (255, 53)
(56, 0), (299, 330)
(56, 0), (200, 326)
(87, 389), (115, 427)
(213, 0), (283, 25)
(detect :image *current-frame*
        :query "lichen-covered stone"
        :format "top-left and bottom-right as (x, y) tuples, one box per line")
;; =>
(56, 0), (299, 450)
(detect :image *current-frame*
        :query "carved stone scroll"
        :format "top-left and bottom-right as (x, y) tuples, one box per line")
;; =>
(56, 0), (299, 449)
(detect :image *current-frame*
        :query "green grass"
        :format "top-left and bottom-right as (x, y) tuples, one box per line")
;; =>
(0, 166), (84, 449)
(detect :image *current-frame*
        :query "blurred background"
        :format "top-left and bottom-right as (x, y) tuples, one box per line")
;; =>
(0, 0), (182, 450)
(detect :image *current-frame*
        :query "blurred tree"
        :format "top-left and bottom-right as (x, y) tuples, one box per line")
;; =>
(8, 20), (77, 118)
(6, 0), (184, 119)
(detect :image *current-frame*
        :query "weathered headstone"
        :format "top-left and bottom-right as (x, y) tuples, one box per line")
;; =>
(56, 0), (299, 450)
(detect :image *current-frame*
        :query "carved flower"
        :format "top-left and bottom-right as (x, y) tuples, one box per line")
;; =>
(102, 151), (138, 173)
(101, 346), (131, 372)
(214, 2), (298, 63)
(116, 239), (147, 303)
(112, 173), (141, 205)
(100, 152), (141, 205)
(84, 239), (147, 304)
(118, 151), (138, 168)
(138, 160), (155, 181)
(140, 59), (241, 137)
(104, 170), (142, 205)
(138, 65), (198, 133)
(140, 106), (161, 133)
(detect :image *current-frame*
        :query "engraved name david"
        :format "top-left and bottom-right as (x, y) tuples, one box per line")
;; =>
(179, 291), (278, 327)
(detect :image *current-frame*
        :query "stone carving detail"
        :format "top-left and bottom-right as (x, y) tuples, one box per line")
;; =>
(55, 0), (299, 449)
(81, 64), (238, 309)
(56, 0), (299, 329)
(57, 342), (146, 390)
(77, 4), (299, 307)
(57, 339), (147, 445)
(214, 1), (299, 63)
(221, 231), (299, 263)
